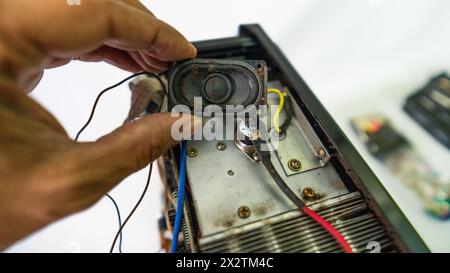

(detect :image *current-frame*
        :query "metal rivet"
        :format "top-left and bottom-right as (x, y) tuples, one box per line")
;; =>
(238, 206), (251, 219)
(216, 142), (227, 151)
(187, 147), (198, 157)
(302, 187), (317, 200)
(288, 159), (302, 172)
(257, 63), (264, 71)
(227, 170), (235, 176)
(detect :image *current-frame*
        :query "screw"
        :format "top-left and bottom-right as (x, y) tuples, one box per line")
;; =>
(302, 187), (317, 200)
(253, 154), (260, 162)
(238, 206), (251, 219)
(187, 147), (198, 157)
(216, 142), (227, 151)
(227, 170), (235, 176)
(288, 159), (302, 172)
(317, 147), (326, 159)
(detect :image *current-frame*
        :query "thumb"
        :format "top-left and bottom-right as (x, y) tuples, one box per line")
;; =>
(74, 113), (201, 190)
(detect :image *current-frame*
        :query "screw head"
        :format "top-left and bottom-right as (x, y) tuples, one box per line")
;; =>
(288, 159), (302, 172)
(317, 147), (326, 159)
(238, 206), (251, 219)
(187, 147), (198, 157)
(302, 187), (317, 200)
(227, 170), (235, 176)
(216, 142), (227, 151)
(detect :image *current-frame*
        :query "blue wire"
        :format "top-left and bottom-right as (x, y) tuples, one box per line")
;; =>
(171, 141), (188, 253)
(106, 193), (123, 253)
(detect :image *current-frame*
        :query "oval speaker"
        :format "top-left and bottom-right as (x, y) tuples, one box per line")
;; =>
(167, 59), (267, 111)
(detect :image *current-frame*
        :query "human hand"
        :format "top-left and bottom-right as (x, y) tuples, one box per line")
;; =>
(0, 0), (196, 92)
(0, 0), (198, 249)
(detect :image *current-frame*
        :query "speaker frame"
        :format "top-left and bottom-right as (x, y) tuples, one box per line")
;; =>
(167, 58), (267, 113)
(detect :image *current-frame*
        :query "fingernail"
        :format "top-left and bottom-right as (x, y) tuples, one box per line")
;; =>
(189, 43), (198, 58)
(172, 115), (203, 141)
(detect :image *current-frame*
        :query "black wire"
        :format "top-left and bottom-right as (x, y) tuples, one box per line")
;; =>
(74, 72), (162, 253)
(252, 138), (306, 210)
(279, 95), (293, 133)
(109, 164), (153, 253)
(247, 119), (305, 209)
(105, 193), (123, 253)
(74, 71), (165, 141)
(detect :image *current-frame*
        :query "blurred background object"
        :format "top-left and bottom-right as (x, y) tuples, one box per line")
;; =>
(351, 113), (449, 219)
(6, 0), (450, 252)
(404, 74), (450, 149)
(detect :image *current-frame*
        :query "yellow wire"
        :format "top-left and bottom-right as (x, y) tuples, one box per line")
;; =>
(267, 88), (285, 134)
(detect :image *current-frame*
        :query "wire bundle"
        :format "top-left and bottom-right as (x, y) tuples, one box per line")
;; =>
(255, 89), (354, 253)
(76, 72), (161, 253)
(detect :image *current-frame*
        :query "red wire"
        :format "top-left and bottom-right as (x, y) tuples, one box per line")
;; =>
(302, 207), (353, 253)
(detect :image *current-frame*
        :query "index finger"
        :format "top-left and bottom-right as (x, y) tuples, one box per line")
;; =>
(15, 0), (196, 61)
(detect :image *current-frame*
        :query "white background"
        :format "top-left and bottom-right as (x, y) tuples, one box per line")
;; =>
(6, 0), (450, 252)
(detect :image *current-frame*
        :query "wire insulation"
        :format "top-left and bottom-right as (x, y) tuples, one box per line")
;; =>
(105, 193), (123, 253)
(109, 164), (153, 253)
(171, 141), (188, 253)
(75, 72), (152, 141)
(267, 88), (285, 134)
(75, 72), (158, 142)
(253, 139), (305, 210)
(279, 94), (293, 132)
(303, 207), (353, 253)
(252, 135), (353, 253)
(75, 72), (160, 253)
